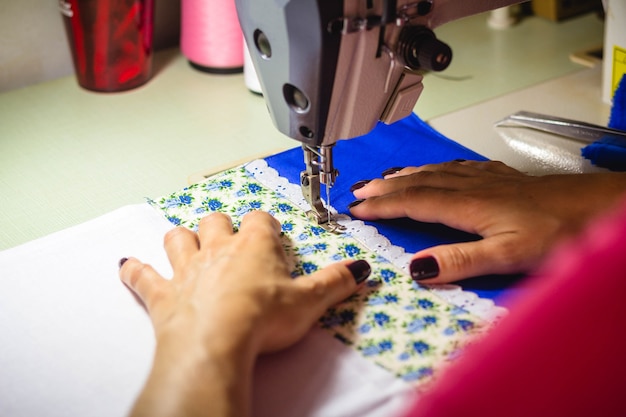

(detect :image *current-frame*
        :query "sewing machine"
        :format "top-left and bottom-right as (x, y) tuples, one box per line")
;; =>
(235, 0), (523, 230)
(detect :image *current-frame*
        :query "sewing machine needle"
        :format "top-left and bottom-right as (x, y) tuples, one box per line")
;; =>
(325, 184), (331, 224)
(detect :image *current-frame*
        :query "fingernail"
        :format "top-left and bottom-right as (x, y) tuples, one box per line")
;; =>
(381, 167), (404, 177)
(118, 257), (128, 269)
(347, 259), (371, 284)
(348, 199), (365, 209)
(410, 256), (440, 281)
(349, 180), (371, 193)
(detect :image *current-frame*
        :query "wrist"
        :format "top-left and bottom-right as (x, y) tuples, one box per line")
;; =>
(131, 323), (258, 417)
(155, 319), (258, 387)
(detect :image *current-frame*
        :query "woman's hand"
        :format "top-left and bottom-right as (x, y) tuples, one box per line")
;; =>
(349, 160), (626, 284)
(119, 211), (370, 417)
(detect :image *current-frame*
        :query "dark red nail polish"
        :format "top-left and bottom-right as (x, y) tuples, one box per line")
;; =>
(347, 259), (371, 284)
(348, 199), (365, 209)
(118, 257), (129, 269)
(410, 256), (440, 281)
(381, 167), (404, 177)
(350, 180), (371, 193)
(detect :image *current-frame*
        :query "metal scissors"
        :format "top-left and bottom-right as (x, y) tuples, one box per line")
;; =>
(494, 111), (626, 144)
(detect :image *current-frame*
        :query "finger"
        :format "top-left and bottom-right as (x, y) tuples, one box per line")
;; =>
(238, 210), (282, 236)
(411, 160), (523, 177)
(257, 260), (371, 354)
(383, 160), (523, 180)
(353, 170), (480, 200)
(163, 227), (199, 271)
(119, 257), (169, 311)
(459, 160), (524, 176)
(381, 166), (407, 177)
(408, 234), (538, 284)
(197, 212), (235, 248)
(353, 161), (522, 200)
(350, 187), (481, 234)
(293, 259), (371, 314)
(383, 161), (474, 179)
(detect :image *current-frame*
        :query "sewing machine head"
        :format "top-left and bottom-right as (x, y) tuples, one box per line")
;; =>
(235, 0), (522, 229)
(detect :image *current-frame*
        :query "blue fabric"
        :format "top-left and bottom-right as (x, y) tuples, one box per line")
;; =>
(581, 75), (626, 171)
(264, 113), (526, 305)
(581, 136), (626, 171)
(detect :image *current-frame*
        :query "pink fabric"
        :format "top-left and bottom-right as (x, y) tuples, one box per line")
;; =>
(405, 198), (626, 417)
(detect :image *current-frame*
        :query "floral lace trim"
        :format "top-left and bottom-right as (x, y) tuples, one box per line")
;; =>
(245, 159), (508, 323)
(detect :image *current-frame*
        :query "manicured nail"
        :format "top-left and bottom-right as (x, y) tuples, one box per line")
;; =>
(118, 257), (129, 269)
(349, 180), (371, 193)
(410, 256), (440, 281)
(381, 166), (404, 177)
(347, 259), (371, 284)
(348, 199), (365, 209)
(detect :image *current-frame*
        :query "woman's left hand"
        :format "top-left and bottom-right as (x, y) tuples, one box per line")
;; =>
(349, 160), (626, 283)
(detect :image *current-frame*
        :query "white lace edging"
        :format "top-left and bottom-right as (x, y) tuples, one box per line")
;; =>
(245, 159), (508, 323)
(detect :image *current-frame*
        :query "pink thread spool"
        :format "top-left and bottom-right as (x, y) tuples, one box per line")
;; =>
(181, 0), (244, 74)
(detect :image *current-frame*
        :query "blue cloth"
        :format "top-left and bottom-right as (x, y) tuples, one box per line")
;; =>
(264, 114), (526, 305)
(581, 75), (626, 171)
(581, 136), (626, 171)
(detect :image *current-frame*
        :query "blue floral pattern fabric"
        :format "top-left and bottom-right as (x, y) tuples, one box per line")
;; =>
(150, 165), (485, 386)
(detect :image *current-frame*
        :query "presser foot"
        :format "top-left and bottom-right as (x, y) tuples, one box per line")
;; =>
(301, 145), (345, 233)
(300, 171), (346, 234)
(305, 209), (346, 234)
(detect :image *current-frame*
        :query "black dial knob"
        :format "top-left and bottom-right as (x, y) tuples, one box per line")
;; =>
(398, 26), (452, 72)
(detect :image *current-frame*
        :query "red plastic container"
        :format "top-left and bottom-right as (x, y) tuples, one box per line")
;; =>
(60, 0), (155, 92)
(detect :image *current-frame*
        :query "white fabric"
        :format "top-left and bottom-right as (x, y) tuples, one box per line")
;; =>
(0, 204), (415, 417)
